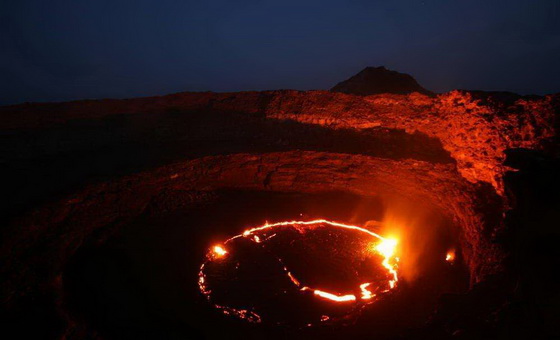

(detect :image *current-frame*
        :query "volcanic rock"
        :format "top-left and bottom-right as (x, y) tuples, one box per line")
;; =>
(331, 66), (433, 96)
(0, 73), (558, 339)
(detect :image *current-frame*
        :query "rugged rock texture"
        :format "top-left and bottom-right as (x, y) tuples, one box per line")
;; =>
(331, 66), (433, 96)
(0, 85), (558, 338)
(2, 90), (555, 193)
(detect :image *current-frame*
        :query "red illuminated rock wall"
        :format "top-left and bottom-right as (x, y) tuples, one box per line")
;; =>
(2, 90), (555, 193)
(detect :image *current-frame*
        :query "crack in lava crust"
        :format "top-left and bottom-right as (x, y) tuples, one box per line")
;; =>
(198, 220), (399, 325)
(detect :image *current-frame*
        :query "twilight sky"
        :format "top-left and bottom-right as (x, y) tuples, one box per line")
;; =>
(1, 0), (559, 105)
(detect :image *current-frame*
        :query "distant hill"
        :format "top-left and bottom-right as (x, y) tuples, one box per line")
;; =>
(331, 66), (433, 96)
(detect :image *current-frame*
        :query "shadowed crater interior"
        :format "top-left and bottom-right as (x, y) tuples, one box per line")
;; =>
(63, 191), (468, 339)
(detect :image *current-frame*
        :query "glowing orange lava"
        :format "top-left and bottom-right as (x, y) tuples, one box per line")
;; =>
(199, 219), (400, 323)
(446, 249), (456, 263)
(212, 245), (228, 258)
(302, 287), (357, 302)
(359, 283), (375, 300)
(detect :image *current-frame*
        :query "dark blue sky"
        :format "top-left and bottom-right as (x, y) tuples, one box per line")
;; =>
(1, 0), (559, 105)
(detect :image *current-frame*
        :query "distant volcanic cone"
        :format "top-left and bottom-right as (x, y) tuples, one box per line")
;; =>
(331, 66), (433, 96)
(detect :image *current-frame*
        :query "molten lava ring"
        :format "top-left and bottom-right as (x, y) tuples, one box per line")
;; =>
(198, 220), (399, 326)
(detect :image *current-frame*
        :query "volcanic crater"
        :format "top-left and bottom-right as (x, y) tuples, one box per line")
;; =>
(1, 68), (558, 339)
